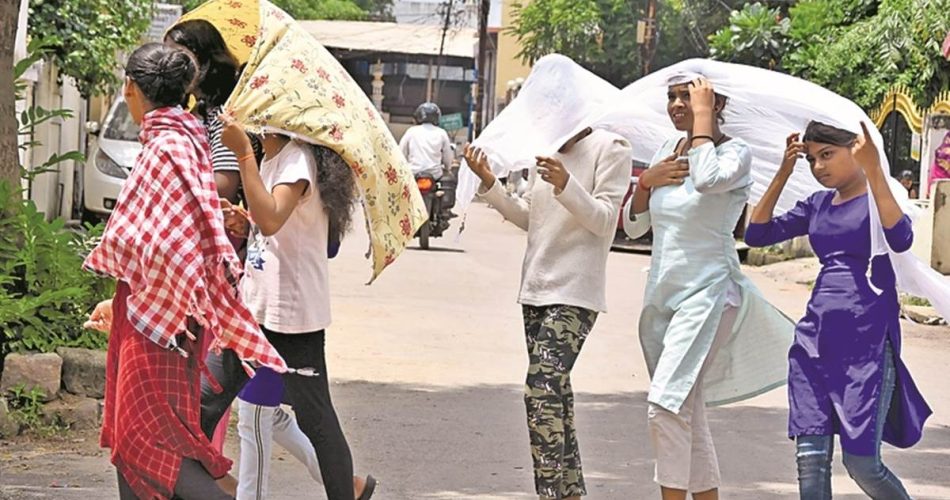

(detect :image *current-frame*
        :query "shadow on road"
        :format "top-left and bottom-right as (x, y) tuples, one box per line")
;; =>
(3, 381), (949, 499)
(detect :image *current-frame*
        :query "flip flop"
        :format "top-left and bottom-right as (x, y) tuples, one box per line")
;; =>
(357, 475), (377, 500)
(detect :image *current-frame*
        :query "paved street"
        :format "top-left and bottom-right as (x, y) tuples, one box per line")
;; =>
(2, 201), (950, 499)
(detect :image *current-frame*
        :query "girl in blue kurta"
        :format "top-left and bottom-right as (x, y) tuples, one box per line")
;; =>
(746, 121), (932, 500)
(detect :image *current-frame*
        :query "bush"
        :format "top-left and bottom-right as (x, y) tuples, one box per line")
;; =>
(5, 384), (65, 436)
(0, 181), (111, 356)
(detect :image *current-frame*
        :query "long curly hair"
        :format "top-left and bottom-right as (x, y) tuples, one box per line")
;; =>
(312, 145), (358, 243)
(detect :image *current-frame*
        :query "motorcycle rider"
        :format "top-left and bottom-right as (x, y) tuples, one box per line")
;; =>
(400, 102), (454, 176)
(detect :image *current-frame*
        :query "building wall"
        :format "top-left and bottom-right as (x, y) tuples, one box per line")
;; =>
(27, 63), (85, 221)
(493, 0), (531, 113)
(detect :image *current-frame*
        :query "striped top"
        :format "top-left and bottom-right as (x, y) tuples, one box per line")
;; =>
(205, 106), (240, 172)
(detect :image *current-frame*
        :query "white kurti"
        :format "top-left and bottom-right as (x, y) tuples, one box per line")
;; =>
(624, 138), (794, 413)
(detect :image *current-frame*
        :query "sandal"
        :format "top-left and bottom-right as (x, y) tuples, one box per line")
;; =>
(357, 475), (377, 500)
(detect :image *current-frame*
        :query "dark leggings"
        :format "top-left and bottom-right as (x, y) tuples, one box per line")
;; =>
(200, 329), (355, 500)
(116, 458), (232, 500)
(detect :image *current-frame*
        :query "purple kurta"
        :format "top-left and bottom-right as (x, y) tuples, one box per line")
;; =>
(746, 190), (931, 455)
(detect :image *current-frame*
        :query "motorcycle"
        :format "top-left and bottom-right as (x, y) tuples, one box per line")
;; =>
(414, 167), (457, 250)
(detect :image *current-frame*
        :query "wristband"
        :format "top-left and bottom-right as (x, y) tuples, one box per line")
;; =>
(238, 152), (256, 163)
(691, 135), (715, 144)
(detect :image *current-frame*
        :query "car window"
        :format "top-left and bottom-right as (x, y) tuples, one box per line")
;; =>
(103, 100), (139, 142)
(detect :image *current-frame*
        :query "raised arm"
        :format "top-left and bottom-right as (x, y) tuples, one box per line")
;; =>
(220, 117), (308, 237)
(689, 140), (752, 194)
(465, 145), (531, 231)
(854, 122), (905, 230)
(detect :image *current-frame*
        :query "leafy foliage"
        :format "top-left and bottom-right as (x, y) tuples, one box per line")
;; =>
(709, 3), (789, 69)
(709, 0), (950, 108)
(509, 0), (640, 86)
(2, 42), (111, 357)
(0, 180), (112, 355)
(181, 0), (373, 20)
(27, 0), (153, 98)
(5, 384), (65, 436)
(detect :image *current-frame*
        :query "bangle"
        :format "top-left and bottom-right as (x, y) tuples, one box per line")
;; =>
(691, 135), (714, 144)
(238, 152), (255, 163)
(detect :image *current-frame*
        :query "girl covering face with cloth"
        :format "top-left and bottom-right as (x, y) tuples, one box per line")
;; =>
(745, 121), (932, 499)
(462, 55), (632, 500)
(622, 73), (794, 500)
(83, 42), (286, 500)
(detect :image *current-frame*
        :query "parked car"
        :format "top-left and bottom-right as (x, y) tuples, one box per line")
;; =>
(82, 96), (141, 223)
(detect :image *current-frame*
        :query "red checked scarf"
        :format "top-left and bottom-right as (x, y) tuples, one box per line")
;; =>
(84, 106), (286, 372)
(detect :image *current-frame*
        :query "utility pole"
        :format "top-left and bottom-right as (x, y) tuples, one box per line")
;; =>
(637, 0), (657, 76)
(474, 0), (490, 136)
(433, 0), (454, 103)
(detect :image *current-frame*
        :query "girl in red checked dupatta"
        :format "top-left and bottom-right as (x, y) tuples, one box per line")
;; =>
(83, 43), (286, 500)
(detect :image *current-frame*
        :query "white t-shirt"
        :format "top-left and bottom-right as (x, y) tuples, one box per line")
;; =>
(399, 123), (453, 174)
(242, 141), (331, 334)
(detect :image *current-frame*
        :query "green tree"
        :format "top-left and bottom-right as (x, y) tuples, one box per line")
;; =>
(709, 3), (790, 69)
(709, 0), (950, 108)
(271, 0), (366, 20)
(27, 0), (153, 98)
(805, 0), (950, 107)
(0, 0), (20, 189)
(509, 0), (640, 86)
(507, 0), (752, 86)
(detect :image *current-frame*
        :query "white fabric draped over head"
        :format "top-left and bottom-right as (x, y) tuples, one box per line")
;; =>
(455, 54), (626, 215)
(599, 58), (950, 318)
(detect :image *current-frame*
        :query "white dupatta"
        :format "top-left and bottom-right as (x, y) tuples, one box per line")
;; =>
(597, 58), (950, 318)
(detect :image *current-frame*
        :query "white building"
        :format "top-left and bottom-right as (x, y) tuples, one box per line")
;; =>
(393, 0), (501, 29)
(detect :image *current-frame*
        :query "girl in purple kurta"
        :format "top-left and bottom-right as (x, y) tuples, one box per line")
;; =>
(745, 121), (931, 500)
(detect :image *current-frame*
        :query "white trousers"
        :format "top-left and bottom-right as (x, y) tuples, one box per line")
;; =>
(236, 400), (323, 500)
(647, 305), (738, 493)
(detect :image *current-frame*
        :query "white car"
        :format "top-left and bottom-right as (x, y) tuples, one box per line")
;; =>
(82, 96), (141, 221)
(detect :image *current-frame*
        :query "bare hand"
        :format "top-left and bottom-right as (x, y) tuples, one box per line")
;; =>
(688, 77), (716, 114)
(536, 155), (569, 193)
(84, 299), (114, 334)
(219, 112), (255, 158)
(463, 145), (496, 187)
(220, 199), (251, 238)
(781, 133), (806, 173)
(853, 122), (882, 174)
(640, 154), (689, 189)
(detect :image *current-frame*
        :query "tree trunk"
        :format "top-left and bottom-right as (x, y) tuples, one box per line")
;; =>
(0, 0), (22, 189)
(474, 0), (490, 136)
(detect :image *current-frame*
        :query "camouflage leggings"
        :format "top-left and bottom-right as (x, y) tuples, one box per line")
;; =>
(523, 304), (598, 499)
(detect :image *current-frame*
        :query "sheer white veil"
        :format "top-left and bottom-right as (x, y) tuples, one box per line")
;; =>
(600, 58), (950, 318)
(455, 54), (626, 215)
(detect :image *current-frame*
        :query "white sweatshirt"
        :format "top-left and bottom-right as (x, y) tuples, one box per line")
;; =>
(478, 129), (632, 313)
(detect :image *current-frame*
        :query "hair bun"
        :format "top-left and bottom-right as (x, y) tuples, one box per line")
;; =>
(125, 43), (198, 108)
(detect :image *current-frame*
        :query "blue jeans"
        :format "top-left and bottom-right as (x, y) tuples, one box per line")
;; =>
(796, 341), (911, 500)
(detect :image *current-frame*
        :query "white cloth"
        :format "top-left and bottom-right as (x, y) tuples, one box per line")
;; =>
(399, 123), (453, 174)
(236, 402), (323, 500)
(647, 305), (737, 492)
(604, 58), (950, 322)
(477, 129), (631, 313)
(456, 54), (629, 217)
(243, 141), (331, 334)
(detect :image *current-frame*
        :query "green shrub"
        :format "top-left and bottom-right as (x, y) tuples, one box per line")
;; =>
(5, 384), (65, 436)
(0, 181), (112, 356)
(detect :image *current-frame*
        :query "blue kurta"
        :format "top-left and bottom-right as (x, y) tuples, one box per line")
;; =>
(746, 190), (932, 455)
(626, 138), (795, 413)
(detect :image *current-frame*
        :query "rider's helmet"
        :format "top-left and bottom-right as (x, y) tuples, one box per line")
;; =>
(413, 102), (442, 125)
